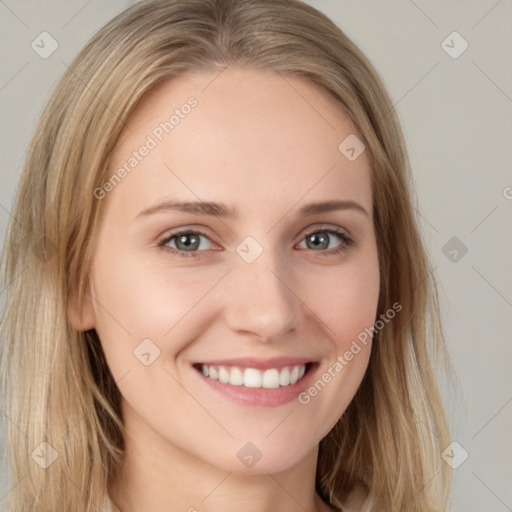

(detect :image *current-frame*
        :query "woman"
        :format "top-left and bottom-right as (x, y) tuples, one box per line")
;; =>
(0, 0), (452, 510)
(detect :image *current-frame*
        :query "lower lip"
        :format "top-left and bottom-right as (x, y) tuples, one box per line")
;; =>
(193, 363), (318, 408)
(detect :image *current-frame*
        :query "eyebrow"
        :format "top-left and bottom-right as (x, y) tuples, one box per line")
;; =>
(135, 198), (369, 219)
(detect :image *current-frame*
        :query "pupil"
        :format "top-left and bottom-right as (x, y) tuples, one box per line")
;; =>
(178, 234), (199, 251)
(309, 233), (328, 250)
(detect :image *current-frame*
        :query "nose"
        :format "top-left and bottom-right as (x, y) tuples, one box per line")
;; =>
(223, 251), (302, 342)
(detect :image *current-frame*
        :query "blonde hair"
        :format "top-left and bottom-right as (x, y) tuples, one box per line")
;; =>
(0, 0), (452, 510)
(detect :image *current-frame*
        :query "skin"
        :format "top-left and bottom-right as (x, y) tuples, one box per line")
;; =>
(69, 66), (380, 512)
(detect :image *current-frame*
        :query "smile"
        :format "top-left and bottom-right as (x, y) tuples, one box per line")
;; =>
(196, 363), (309, 388)
(192, 358), (318, 407)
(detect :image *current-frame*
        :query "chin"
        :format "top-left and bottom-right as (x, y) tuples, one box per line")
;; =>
(200, 438), (317, 476)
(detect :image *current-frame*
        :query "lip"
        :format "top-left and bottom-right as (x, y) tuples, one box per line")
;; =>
(192, 360), (319, 408)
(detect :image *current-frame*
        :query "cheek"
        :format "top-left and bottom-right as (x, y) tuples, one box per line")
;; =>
(303, 251), (380, 347)
(331, 265), (380, 346)
(89, 253), (225, 368)
(295, 252), (379, 429)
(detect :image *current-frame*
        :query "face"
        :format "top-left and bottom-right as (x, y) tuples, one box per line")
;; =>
(71, 66), (380, 474)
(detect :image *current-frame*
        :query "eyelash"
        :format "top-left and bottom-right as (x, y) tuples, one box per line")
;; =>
(157, 227), (355, 259)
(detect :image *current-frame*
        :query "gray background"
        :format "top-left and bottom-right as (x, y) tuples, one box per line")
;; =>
(1, 1), (511, 510)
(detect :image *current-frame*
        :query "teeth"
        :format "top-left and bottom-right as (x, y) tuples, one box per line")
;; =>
(218, 367), (230, 383)
(279, 367), (290, 386)
(262, 369), (280, 389)
(229, 367), (244, 386)
(244, 368), (262, 388)
(199, 364), (308, 388)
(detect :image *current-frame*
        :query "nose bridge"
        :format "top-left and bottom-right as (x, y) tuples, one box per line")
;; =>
(224, 245), (300, 340)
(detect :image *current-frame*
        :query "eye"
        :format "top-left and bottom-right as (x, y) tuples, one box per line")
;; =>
(157, 226), (355, 258)
(157, 230), (214, 258)
(297, 228), (354, 255)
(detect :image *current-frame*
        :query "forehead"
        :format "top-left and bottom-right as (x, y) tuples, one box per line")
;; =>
(105, 66), (372, 218)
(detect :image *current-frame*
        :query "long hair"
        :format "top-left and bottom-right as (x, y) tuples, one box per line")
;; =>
(0, 0), (452, 510)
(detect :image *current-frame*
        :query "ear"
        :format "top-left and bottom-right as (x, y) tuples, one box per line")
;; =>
(67, 280), (96, 331)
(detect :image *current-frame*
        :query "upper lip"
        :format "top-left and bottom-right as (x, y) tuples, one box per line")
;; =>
(193, 356), (315, 370)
